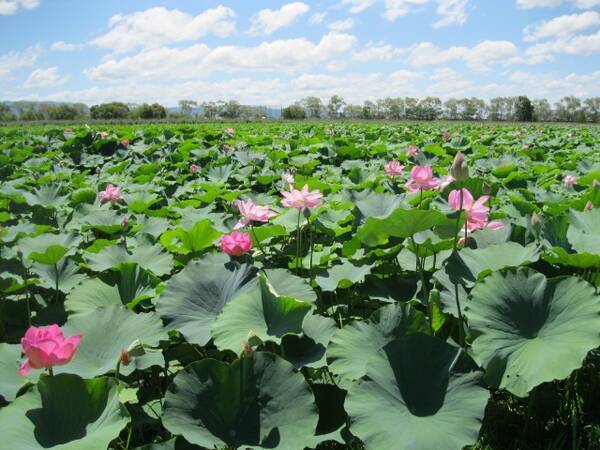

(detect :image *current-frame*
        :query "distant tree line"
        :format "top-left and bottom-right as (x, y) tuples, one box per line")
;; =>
(1, 95), (599, 123)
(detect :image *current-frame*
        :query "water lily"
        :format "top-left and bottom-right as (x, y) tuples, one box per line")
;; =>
(405, 166), (440, 192)
(384, 161), (404, 177)
(99, 184), (123, 205)
(18, 324), (82, 376)
(449, 188), (504, 234)
(281, 184), (323, 210)
(220, 231), (252, 256)
(233, 198), (277, 230)
(190, 163), (199, 173)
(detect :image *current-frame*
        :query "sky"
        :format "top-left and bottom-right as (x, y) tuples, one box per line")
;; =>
(1, 0), (599, 107)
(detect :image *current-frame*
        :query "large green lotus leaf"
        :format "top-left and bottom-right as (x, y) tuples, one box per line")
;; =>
(18, 233), (81, 265)
(59, 305), (167, 378)
(567, 209), (600, 255)
(156, 253), (256, 345)
(162, 352), (320, 450)
(327, 303), (429, 383)
(357, 208), (448, 246)
(281, 312), (337, 369)
(465, 268), (600, 397)
(315, 260), (374, 291)
(85, 243), (173, 276)
(444, 243), (539, 286)
(159, 219), (220, 255)
(263, 268), (317, 303)
(30, 258), (86, 293)
(212, 275), (312, 353)
(543, 247), (600, 269)
(354, 191), (403, 222)
(78, 207), (124, 235)
(0, 343), (24, 402)
(0, 374), (129, 449)
(21, 184), (69, 209)
(346, 334), (489, 450)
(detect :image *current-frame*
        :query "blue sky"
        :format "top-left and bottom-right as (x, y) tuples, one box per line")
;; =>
(1, 0), (599, 106)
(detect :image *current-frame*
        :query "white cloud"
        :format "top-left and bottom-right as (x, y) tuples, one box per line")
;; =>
(248, 2), (310, 36)
(92, 6), (236, 53)
(517, 0), (600, 8)
(23, 67), (68, 88)
(352, 43), (394, 61)
(524, 11), (600, 41)
(0, 45), (41, 78)
(309, 12), (327, 24)
(382, 0), (429, 21)
(328, 18), (355, 30)
(84, 33), (357, 82)
(508, 70), (600, 99)
(525, 31), (600, 60)
(341, 0), (377, 13)
(432, 0), (468, 28)
(406, 40), (520, 71)
(50, 41), (85, 52)
(572, 0), (600, 7)
(0, 0), (39, 15)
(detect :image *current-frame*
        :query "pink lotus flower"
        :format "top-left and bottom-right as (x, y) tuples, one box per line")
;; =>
(122, 215), (129, 227)
(220, 231), (252, 256)
(563, 175), (577, 187)
(405, 166), (440, 192)
(406, 145), (418, 158)
(225, 127), (235, 136)
(190, 163), (199, 173)
(233, 198), (277, 229)
(585, 200), (593, 210)
(384, 161), (404, 177)
(18, 325), (82, 376)
(281, 171), (295, 185)
(442, 131), (452, 141)
(281, 184), (323, 210)
(449, 188), (504, 235)
(120, 139), (129, 148)
(223, 144), (234, 152)
(99, 184), (123, 205)
(522, 144), (529, 150)
(440, 174), (455, 189)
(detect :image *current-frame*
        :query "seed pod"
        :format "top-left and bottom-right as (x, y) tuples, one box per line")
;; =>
(450, 152), (469, 181)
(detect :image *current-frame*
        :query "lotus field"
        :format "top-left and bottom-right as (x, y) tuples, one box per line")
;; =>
(1, 123), (600, 450)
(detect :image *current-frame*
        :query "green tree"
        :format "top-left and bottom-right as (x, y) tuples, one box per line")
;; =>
(532, 99), (552, 122)
(282, 104), (306, 120)
(584, 97), (600, 123)
(515, 96), (534, 122)
(301, 96), (323, 118)
(327, 95), (345, 119)
(0, 103), (16, 121)
(90, 102), (130, 119)
(221, 100), (241, 119)
(178, 99), (198, 116)
(47, 104), (82, 120)
(131, 103), (167, 119)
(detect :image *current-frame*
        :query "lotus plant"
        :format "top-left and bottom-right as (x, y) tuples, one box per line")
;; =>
(563, 174), (577, 187)
(18, 324), (82, 376)
(449, 188), (504, 242)
(220, 231), (253, 256)
(406, 145), (418, 158)
(99, 184), (122, 205)
(384, 161), (404, 177)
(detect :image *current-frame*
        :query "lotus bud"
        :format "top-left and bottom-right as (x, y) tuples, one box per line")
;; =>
(585, 200), (594, 210)
(126, 339), (145, 357)
(450, 152), (469, 181)
(242, 340), (253, 357)
(531, 212), (541, 226)
(122, 216), (129, 228)
(119, 349), (132, 366)
(593, 179), (600, 191)
(482, 182), (491, 194)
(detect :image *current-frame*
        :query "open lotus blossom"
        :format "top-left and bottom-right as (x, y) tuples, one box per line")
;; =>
(220, 231), (252, 256)
(281, 171), (295, 185)
(99, 184), (123, 205)
(233, 198), (277, 229)
(18, 324), (82, 376)
(406, 145), (419, 158)
(120, 139), (129, 148)
(442, 131), (452, 141)
(405, 166), (440, 192)
(449, 188), (504, 235)
(563, 175), (577, 187)
(281, 184), (323, 210)
(190, 163), (199, 173)
(384, 161), (404, 177)
(225, 127), (235, 136)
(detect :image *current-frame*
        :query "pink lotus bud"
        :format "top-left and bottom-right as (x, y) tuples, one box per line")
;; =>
(585, 200), (594, 210)
(120, 139), (129, 148)
(593, 179), (600, 190)
(18, 324), (82, 376)
(450, 152), (469, 181)
(442, 131), (452, 141)
(220, 231), (253, 256)
(522, 144), (529, 150)
(190, 163), (199, 173)
(122, 216), (129, 227)
(225, 127), (235, 136)
(531, 212), (541, 226)
(563, 175), (577, 187)
(223, 144), (234, 152)
(406, 145), (418, 158)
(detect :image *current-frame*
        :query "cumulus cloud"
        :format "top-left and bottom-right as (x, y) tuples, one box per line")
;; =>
(84, 33), (357, 82)
(50, 41), (85, 52)
(0, 44), (41, 78)
(309, 12), (327, 24)
(23, 67), (68, 88)
(517, 0), (600, 8)
(91, 6), (236, 53)
(352, 43), (395, 61)
(432, 0), (468, 28)
(0, 0), (39, 15)
(340, 0), (378, 13)
(382, 0), (429, 21)
(525, 30), (600, 60)
(248, 2), (310, 35)
(328, 18), (355, 30)
(524, 11), (600, 41)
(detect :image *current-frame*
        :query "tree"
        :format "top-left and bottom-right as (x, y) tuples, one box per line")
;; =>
(532, 99), (552, 122)
(515, 96), (534, 122)
(443, 99), (459, 120)
(417, 97), (442, 120)
(178, 99), (198, 116)
(131, 103), (167, 119)
(584, 97), (600, 123)
(327, 95), (345, 119)
(0, 103), (16, 121)
(282, 104), (306, 120)
(47, 104), (82, 120)
(404, 97), (419, 120)
(90, 102), (130, 119)
(201, 101), (219, 119)
(221, 100), (241, 119)
(361, 101), (376, 119)
(301, 96), (323, 118)
(555, 96), (583, 122)
(383, 97), (404, 120)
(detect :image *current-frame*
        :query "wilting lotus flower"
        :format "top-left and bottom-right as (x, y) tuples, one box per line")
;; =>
(99, 184), (122, 205)
(225, 127), (235, 136)
(405, 166), (440, 192)
(281, 184), (323, 209)
(450, 152), (469, 181)
(18, 325), (82, 376)
(563, 175), (577, 187)
(220, 231), (252, 256)
(233, 198), (277, 229)
(120, 139), (129, 148)
(449, 188), (504, 235)
(442, 131), (452, 141)
(384, 161), (404, 177)
(406, 145), (418, 158)
(281, 171), (295, 185)
(96, 131), (109, 139)
(190, 163), (199, 173)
